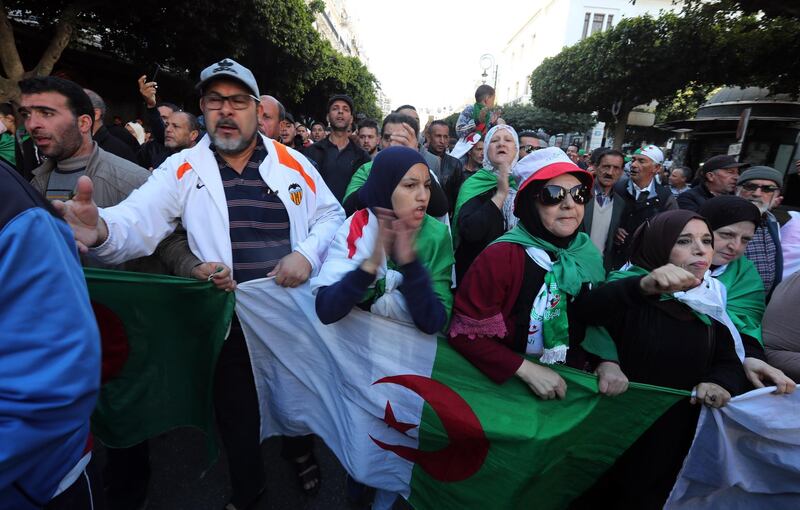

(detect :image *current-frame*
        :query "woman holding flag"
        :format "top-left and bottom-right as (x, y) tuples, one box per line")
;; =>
(311, 146), (455, 509)
(573, 209), (754, 508)
(448, 147), (627, 400)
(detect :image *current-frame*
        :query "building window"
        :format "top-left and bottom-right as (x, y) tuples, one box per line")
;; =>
(581, 13), (590, 39)
(582, 12), (615, 39)
(591, 13), (604, 35)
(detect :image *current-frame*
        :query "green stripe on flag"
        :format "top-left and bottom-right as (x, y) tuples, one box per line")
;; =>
(86, 268), (235, 460)
(409, 339), (689, 509)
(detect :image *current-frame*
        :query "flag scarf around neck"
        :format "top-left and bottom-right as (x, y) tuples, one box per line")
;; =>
(310, 209), (454, 322)
(234, 278), (689, 509)
(581, 265), (746, 362)
(86, 268), (235, 459)
(712, 256), (766, 343)
(490, 226), (605, 363)
(451, 168), (517, 248)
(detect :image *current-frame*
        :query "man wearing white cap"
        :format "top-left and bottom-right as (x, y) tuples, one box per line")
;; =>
(608, 144), (677, 269)
(52, 57), (345, 509)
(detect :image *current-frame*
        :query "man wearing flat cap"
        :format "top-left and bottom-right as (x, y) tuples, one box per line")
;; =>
(737, 165), (785, 296)
(678, 154), (748, 212)
(52, 57), (345, 509)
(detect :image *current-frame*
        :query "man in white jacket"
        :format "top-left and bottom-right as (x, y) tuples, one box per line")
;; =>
(53, 58), (344, 510)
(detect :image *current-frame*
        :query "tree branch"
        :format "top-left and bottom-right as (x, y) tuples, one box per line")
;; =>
(32, 2), (81, 77)
(0, 1), (25, 79)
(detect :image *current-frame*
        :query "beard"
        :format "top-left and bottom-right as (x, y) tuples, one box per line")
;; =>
(210, 118), (256, 154)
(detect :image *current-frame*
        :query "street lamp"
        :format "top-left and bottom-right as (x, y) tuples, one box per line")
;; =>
(480, 54), (496, 88)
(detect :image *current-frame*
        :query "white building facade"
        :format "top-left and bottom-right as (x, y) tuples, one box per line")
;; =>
(497, 0), (677, 106)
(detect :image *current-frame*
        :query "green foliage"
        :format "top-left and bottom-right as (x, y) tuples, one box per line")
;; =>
(529, 5), (800, 146)
(2, 0), (380, 118)
(500, 103), (594, 135)
(655, 84), (718, 124)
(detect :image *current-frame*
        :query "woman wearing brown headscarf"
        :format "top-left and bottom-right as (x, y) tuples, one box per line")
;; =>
(571, 209), (752, 509)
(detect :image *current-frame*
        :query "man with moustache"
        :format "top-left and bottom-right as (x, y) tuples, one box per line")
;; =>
(51, 58), (344, 509)
(582, 148), (626, 268)
(279, 112), (298, 148)
(736, 166), (786, 296)
(303, 94), (370, 202)
(357, 118), (379, 158)
(427, 120), (464, 213)
(608, 145), (677, 269)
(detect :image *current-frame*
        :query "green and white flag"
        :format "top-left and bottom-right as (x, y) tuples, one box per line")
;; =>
(236, 279), (687, 509)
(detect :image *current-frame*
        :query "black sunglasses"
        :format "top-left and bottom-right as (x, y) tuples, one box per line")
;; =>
(740, 182), (779, 194)
(537, 184), (591, 205)
(520, 144), (544, 154)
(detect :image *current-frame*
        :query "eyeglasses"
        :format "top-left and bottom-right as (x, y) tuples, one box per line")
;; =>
(520, 144), (544, 154)
(740, 183), (779, 194)
(202, 93), (259, 110)
(537, 184), (591, 205)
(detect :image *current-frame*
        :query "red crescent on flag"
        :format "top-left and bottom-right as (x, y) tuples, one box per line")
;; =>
(369, 374), (489, 482)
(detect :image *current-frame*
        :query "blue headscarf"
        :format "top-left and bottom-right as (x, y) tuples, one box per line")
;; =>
(357, 146), (428, 209)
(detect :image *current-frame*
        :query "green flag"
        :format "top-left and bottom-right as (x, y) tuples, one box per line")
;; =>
(408, 340), (689, 509)
(86, 268), (235, 458)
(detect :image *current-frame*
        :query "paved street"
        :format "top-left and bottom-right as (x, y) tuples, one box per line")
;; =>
(95, 428), (386, 510)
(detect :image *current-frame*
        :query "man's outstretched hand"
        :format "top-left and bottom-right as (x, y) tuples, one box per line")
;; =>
(51, 176), (108, 253)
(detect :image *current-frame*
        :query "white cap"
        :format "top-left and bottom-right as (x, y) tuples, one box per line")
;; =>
(513, 147), (587, 192)
(638, 145), (664, 165)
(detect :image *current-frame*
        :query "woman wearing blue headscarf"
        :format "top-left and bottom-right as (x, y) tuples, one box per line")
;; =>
(312, 146), (454, 334)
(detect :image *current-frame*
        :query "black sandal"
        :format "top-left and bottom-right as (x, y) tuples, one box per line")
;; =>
(293, 452), (321, 496)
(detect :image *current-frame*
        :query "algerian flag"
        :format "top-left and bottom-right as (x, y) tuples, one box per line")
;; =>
(87, 268), (235, 458)
(236, 279), (689, 508)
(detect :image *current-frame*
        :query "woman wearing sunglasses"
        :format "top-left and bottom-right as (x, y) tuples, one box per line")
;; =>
(448, 147), (626, 401)
(572, 209), (753, 508)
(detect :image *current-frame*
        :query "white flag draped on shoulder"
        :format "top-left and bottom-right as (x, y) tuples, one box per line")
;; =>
(234, 278), (437, 497)
(666, 386), (800, 509)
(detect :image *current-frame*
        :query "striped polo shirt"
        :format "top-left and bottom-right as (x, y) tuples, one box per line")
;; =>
(212, 137), (292, 283)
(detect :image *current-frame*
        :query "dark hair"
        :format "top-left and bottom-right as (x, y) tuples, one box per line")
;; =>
(156, 102), (179, 113)
(673, 165), (693, 181)
(518, 130), (547, 143)
(394, 104), (416, 112)
(358, 118), (379, 132)
(311, 120), (326, 130)
(382, 113), (419, 137)
(19, 76), (93, 120)
(596, 148), (625, 166)
(429, 120), (449, 131)
(475, 85), (495, 103)
(0, 102), (14, 117)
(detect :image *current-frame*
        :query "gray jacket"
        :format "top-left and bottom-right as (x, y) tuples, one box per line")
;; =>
(582, 191), (626, 271)
(31, 144), (200, 276)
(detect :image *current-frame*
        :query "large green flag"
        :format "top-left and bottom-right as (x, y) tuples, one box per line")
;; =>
(86, 268), (235, 457)
(234, 280), (690, 508)
(408, 343), (688, 509)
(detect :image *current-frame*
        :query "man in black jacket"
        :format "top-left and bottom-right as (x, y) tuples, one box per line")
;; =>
(608, 145), (677, 269)
(84, 89), (138, 164)
(427, 119), (464, 214)
(303, 94), (370, 203)
(677, 154), (747, 211)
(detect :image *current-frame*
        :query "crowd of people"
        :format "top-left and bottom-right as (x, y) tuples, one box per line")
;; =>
(2, 56), (799, 510)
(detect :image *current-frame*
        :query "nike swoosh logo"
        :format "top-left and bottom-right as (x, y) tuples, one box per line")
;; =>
(196, 182), (205, 189)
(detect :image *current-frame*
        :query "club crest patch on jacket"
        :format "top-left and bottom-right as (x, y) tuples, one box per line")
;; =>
(288, 183), (303, 205)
